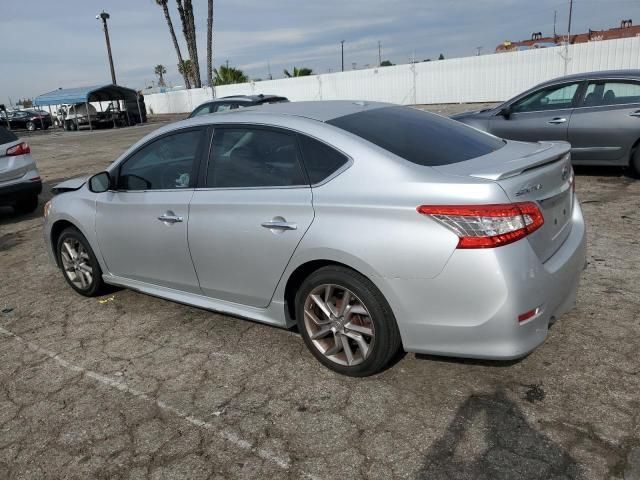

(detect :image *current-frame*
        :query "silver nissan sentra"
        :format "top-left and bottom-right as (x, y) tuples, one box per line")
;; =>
(43, 101), (586, 376)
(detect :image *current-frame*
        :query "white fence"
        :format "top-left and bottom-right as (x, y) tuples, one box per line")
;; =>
(144, 37), (640, 114)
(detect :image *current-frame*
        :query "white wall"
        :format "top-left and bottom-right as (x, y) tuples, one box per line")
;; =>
(144, 37), (640, 114)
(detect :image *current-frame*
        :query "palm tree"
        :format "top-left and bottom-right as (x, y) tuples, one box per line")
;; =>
(176, 0), (201, 87)
(154, 0), (191, 89)
(283, 67), (313, 77)
(154, 65), (167, 87)
(213, 64), (248, 86)
(207, 0), (214, 87)
(178, 59), (196, 85)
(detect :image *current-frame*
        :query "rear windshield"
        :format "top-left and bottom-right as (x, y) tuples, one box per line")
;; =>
(327, 106), (504, 166)
(0, 126), (18, 145)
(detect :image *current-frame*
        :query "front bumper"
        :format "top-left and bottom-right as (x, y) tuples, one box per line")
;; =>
(379, 199), (587, 360)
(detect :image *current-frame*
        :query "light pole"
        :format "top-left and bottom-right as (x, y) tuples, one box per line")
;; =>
(340, 40), (345, 72)
(97, 11), (117, 84)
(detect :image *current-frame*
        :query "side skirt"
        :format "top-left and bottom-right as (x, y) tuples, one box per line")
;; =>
(102, 274), (292, 328)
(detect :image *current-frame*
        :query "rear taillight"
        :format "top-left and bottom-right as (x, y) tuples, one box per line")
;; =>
(417, 202), (544, 249)
(6, 142), (31, 156)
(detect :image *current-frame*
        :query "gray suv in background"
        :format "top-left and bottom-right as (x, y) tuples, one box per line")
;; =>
(452, 70), (640, 175)
(0, 127), (42, 213)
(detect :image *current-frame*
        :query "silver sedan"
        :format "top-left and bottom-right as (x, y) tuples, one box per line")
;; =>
(43, 101), (586, 376)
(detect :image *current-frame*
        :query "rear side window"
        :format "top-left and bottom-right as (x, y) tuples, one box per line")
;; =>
(0, 126), (18, 145)
(207, 127), (306, 188)
(298, 135), (349, 184)
(582, 81), (640, 106)
(327, 106), (504, 166)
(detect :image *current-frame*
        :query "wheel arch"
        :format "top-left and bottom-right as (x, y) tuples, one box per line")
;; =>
(50, 219), (78, 267)
(283, 258), (377, 323)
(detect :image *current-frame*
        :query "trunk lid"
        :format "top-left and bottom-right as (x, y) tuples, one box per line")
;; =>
(434, 140), (574, 262)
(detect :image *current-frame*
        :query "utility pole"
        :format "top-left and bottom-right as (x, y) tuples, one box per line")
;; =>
(340, 40), (345, 72)
(97, 11), (117, 84)
(553, 10), (557, 37)
(378, 41), (382, 66)
(476, 46), (483, 56)
(567, 0), (573, 39)
(267, 61), (272, 80)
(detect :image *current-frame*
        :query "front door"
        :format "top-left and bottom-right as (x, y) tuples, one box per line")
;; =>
(188, 125), (314, 308)
(490, 81), (583, 143)
(95, 127), (207, 293)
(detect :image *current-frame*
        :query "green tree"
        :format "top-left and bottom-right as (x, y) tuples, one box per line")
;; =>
(438, 53), (445, 60)
(155, 0), (191, 89)
(283, 66), (313, 77)
(214, 64), (248, 85)
(178, 59), (197, 85)
(154, 64), (167, 87)
(380, 60), (394, 67)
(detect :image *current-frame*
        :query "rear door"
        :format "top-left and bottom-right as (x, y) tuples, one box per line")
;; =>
(188, 125), (314, 308)
(490, 81), (583, 143)
(568, 79), (640, 164)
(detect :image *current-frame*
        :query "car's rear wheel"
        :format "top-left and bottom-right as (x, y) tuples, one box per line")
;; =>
(56, 227), (105, 297)
(295, 266), (402, 376)
(14, 195), (38, 214)
(26, 121), (35, 131)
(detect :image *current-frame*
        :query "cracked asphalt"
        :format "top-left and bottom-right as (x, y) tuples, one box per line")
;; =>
(1, 106), (639, 479)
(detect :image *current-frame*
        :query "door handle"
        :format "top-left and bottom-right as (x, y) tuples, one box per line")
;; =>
(629, 111), (640, 117)
(547, 117), (567, 124)
(261, 220), (297, 231)
(157, 212), (184, 224)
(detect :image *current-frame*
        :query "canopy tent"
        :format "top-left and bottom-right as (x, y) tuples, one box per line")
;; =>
(34, 84), (144, 130)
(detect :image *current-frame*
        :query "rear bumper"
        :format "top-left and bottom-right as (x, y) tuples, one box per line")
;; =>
(379, 199), (586, 360)
(0, 178), (42, 205)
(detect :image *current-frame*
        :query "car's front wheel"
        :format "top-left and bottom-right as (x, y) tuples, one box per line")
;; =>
(631, 146), (640, 178)
(56, 227), (106, 297)
(295, 266), (402, 376)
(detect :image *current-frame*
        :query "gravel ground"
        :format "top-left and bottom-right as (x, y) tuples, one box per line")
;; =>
(0, 106), (639, 480)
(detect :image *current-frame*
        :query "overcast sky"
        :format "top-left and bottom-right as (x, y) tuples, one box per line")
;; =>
(1, 0), (638, 105)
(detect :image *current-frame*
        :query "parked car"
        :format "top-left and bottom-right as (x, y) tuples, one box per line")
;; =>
(0, 126), (41, 213)
(43, 101), (585, 376)
(451, 69), (640, 175)
(57, 103), (99, 130)
(0, 110), (51, 131)
(188, 94), (289, 118)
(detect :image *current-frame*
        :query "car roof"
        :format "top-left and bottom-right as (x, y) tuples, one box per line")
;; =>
(540, 69), (640, 86)
(229, 100), (391, 122)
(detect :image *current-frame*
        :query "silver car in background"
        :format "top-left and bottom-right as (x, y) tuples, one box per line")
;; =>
(0, 126), (41, 213)
(452, 69), (640, 175)
(43, 101), (586, 376)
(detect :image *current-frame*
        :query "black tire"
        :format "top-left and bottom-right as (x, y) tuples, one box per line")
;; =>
(26, 121), (35, 131)
(295, 265), (402, 377)
(14, 195), (38, 214)
(56, 227), (106, 297)
(631, 147), (640, 178)
(44, 125), (49, 130)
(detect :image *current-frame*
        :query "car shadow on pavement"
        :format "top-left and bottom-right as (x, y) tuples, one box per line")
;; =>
(417, 388), (584, 480)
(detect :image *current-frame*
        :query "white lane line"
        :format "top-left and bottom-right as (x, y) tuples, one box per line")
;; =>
(0, 326), (319, 477)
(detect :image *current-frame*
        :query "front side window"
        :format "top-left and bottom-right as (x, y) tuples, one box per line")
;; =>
(118, 129), (203, 190)
(206, 127), (306, 188)
(512, 83), (580, 113)
(582, 81), (640, 106)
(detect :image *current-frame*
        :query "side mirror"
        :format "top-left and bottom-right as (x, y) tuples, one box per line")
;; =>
(500, 106), (512, 119)
(88, 172), (111, 193)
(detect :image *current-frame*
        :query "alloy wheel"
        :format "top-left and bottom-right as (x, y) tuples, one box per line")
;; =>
(60, 238), (94, 290)
(303, 284), (375, 367)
